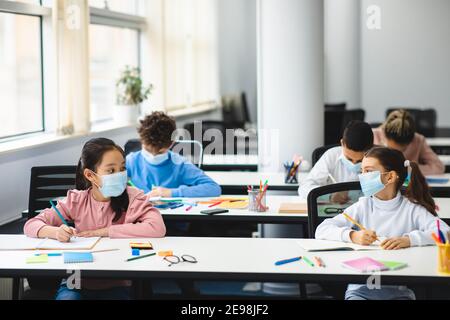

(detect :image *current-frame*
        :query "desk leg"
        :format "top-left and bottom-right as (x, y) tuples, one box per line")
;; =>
(299, 282), (307, 300)
(12, 278), (21, 300)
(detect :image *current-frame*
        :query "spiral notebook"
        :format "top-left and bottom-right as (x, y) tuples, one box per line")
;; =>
(64, 252), (94, 264)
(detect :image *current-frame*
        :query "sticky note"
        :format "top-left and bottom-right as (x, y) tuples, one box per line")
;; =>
(132, 249), (140, 256)
(158, 251), (173, 257)
(26, 255), (49, 264)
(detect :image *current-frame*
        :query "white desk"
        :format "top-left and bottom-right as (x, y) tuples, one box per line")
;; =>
(202, 155), (258, 172)
(0, 237), (448, 289)
(159, 196), (450, 225)
(206, 171), (304, 193)
(427, 138), (450, 147)
(160, 196), (307, 224)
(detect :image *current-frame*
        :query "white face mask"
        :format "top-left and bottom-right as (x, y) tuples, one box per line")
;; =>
(142, 148), (169, 165)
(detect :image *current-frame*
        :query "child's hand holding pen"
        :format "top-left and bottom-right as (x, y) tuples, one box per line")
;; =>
(56, 225), (77, 243)
(350, 229), (378, 246)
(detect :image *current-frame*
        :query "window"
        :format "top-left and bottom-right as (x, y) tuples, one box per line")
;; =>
(88, 1), (145, 124)
(0, 1), (47, 140)
(89, 0), (145, 16)
(89, 24), (139, 123)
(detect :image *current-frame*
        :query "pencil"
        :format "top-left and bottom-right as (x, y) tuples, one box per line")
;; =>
(91, 249), (120, 254)
(342, 213), (380, 241)
(50, 200), (69, 226)
(126, 252), (156, 262)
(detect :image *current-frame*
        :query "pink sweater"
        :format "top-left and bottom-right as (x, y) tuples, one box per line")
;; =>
(373, 128), (445, 175)
(24, 187), (166, 239)
(24, 187), (166, 291)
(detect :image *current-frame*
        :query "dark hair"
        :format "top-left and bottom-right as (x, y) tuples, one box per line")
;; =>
(365, 147), (437, 216)
(76, 138), (129, 222)
(138, 112), (176, 150)
(342, 121), (374, 152)
(383, 110), (416, 145)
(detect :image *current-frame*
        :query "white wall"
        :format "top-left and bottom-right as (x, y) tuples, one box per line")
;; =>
(360, 0), (450, 126)
(217, 0), (258, 123)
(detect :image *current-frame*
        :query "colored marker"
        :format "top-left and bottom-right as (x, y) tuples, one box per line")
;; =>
(275, 257), (302, 266)
(302, 256), (315, 267)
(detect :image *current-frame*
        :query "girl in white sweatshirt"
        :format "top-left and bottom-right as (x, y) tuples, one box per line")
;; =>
(316, 146), (450, 300)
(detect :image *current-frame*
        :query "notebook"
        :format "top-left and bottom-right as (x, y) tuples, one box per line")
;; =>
(278, 203), (308, 214)
(26, 255), (49, 264)
(342, 257), (389, 273)
(218, 200), (249, 210)
(64, 252), (94, 264)
(0, 235), (101, 251)
(379, 261), (408, 271)
(298, 239), (381, 252)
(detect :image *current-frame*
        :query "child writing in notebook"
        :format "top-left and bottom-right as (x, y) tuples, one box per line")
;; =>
(316, 146), (450, 300)
(298, 120), (374, 202)
(126, 111), (221, 198)
(24, 138), (166, 300)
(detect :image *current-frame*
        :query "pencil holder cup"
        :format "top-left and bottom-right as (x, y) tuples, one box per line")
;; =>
(284, 164), (299, 184)
(248, 190), (268, 212)
(437, 244), (450, 275)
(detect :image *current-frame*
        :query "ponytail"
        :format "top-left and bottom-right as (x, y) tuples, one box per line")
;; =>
(405, 161), (437, 216)
(383, 109), (416, 145)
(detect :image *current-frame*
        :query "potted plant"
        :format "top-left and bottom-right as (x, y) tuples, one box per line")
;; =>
(114, 66), (153, 125)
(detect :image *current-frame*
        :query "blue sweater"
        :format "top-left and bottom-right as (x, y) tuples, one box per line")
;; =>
(126, 151), (222, 198)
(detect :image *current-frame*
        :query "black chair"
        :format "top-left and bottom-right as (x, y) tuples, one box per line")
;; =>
(306, 182), (364, 300)
(307, 182), (362, 239)
(222, 92), (251, 129)
(18, 166), (78, 299)
(325, 103), (346, 111)
(184, 120), (236, 155)
(324, 109), (365, 145)
(311, 144), (340, 167)
(386, 108), (437, 138)
(124, 139), (204, 168)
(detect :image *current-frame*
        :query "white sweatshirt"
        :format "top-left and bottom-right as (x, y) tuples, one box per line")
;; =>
(298, 147), (359, 200)
(316, 192), (450, 247)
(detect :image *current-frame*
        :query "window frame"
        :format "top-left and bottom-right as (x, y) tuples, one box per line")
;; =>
(0, 0), (50, 141)
(88, 6), (146, 125)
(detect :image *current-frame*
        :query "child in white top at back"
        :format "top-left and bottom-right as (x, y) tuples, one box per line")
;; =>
(316, 146), (450, 300)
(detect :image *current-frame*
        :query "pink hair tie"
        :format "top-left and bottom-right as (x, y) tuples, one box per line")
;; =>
(404, 160), (411, 168)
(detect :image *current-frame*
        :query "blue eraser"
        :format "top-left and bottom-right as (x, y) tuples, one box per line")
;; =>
(132, 249), (140, 256)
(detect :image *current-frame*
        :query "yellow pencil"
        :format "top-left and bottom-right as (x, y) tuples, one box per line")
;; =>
(342, 213), (380, 241)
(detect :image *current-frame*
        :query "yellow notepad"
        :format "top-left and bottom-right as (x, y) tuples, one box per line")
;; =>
(218, 200), (249, 210)
(278, 203), (308, 214)
(26, 255), (49, 264)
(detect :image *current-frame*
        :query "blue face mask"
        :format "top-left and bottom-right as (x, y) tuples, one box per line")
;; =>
(142, 149), (169, 165)
(94, 171), (128, 198)
(340, 156), (362, 174)
(358, 171), (387, 197)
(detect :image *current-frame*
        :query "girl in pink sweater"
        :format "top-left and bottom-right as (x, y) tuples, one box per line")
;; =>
(24, 138), (166, 300)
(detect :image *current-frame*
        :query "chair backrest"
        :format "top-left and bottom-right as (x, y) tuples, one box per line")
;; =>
(28, 166), (77, 219)
(324, 109), (366, 145)
(124, 139), (204, 168)
(222, 92), (251, 128)
(307, 181), (362, 238)
(124, 139), (142, 156)
(386, 108), (437, 138)
(311, 144), (340, 167)
(325, 103), (346, 111)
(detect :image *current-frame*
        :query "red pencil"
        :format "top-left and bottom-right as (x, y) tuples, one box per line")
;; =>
(208, 201), (223, 208)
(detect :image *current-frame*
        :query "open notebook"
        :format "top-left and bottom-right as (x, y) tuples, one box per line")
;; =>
(298, 239), (382, 252)
(0, 235), (101, 251)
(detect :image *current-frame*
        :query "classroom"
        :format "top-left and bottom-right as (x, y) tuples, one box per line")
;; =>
(0, 0), (450, 306)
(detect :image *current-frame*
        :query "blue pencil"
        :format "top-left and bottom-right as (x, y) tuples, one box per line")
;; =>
(49, 200), (69, 226)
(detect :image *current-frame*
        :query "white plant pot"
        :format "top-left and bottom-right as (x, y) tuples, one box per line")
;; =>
(113, 104), (140, 125)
